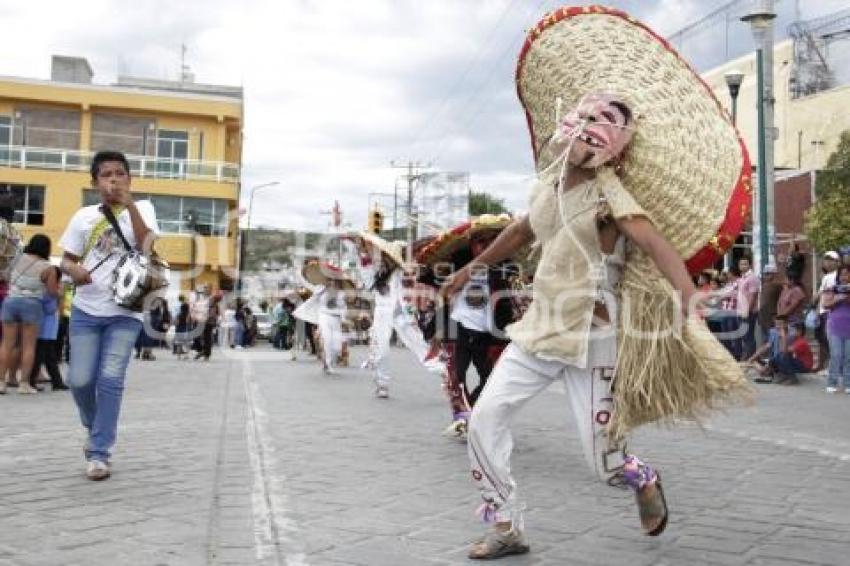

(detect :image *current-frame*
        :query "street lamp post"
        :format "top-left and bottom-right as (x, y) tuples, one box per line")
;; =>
(237, 181), (280, 292)
(723, 69), (744, 271)
(742, 0), (777, 273)
(724, 69), (744, 126)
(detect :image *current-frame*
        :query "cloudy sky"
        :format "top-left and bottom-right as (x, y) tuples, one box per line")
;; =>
(2, 0), (848, 232)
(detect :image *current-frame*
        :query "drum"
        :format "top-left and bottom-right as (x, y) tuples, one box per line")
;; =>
(112, 252), (170, 312)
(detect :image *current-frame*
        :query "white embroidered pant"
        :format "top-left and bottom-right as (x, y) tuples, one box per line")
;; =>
(467, 334), (627, 527)
(371, 306), (436, 387)
(318, 313), (343, 369)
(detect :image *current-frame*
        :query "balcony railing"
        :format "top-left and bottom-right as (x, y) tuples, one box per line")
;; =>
(0, 145), (240, 183)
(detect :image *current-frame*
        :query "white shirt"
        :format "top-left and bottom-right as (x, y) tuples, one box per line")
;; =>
(59, 200), (159, 320)
(819, 271), (838, 314)
(450, 274), (491, 333)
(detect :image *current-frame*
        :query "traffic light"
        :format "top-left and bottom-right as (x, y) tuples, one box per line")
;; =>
(368, 208), (384, 233)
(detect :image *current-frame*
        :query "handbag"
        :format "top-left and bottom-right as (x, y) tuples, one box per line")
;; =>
(100, 205), (169, 312)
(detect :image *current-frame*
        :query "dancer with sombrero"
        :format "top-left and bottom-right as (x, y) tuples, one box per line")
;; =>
(440, 6), (754, 559)
(294, 259), (355, 374)
(357, 232), (443, 398)
(416, 214), (521, 437)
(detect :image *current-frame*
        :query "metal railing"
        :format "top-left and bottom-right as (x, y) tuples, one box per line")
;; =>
(0, 145), (240, 183)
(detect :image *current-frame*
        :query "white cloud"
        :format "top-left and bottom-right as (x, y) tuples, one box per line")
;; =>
(3, 0), (835, 234)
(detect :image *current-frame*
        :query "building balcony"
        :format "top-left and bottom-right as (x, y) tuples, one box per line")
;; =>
(0, 145), (239, 183)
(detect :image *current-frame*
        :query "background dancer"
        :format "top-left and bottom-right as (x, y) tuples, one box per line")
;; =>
(416, 215), (520, 436)
(441, 7), (753, 559)
(357, 232), (442, 398)
(297, 260), (354, 374)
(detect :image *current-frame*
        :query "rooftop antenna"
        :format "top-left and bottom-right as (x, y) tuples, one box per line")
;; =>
(180, 43), (194, 83)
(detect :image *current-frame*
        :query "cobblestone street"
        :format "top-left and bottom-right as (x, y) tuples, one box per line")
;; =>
(1, 344), (849, 565)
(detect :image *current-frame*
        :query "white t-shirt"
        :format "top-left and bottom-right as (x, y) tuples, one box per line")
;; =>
(819, 271), (838, 314)
(450, 275), (491, 333)
(59, 201), (159, 320)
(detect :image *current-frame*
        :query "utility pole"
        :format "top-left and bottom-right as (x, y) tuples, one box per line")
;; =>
(390, 160), (430, 260)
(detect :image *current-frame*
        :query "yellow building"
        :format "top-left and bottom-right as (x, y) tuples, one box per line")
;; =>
(0, 56), (242, 293)
(703, 39), (850, 171)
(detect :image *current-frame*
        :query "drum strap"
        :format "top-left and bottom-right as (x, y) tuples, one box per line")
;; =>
(82, 206), (126, 260)
(99, 205), (134, 253)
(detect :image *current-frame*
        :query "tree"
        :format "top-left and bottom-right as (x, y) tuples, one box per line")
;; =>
(804, 130), (850, 252)
(469, 190), (509, 216)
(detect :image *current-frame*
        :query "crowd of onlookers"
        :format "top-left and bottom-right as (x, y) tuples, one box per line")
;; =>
(700, 247), (850, 391)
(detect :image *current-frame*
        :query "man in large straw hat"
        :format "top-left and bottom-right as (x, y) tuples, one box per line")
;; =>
(357, 232), (442, 398)
(417, 215), (520, 437)
(441, 6), (753, 559)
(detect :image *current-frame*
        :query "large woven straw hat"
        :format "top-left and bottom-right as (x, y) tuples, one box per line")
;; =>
(359, 231), (404, 268)
(517, 5), (752, 272)
(301, 259), (355, 290)
(415, 214), (512, 266)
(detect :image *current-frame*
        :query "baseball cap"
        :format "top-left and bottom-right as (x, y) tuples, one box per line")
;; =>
(824, 251), (840, 261)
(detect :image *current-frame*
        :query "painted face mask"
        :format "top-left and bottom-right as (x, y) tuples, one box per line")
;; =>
(550, 94), (635, 169)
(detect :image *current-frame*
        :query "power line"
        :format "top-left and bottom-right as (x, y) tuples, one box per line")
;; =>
(404, 0), (521, 160)
(428, 0), (552, 165)
(424, 0), (553, 166)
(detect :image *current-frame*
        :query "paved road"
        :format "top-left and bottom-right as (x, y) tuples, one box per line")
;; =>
(1, 344), (849, 565)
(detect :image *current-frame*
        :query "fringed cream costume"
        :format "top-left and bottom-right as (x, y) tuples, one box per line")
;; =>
(465, 5), (754, 557)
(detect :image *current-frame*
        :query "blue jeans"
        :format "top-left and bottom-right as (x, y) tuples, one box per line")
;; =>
(827, 333), (850, 389)
(771, 352), (806, 376)
(68, 307), (142, 463)
(739, 313), (758, 361)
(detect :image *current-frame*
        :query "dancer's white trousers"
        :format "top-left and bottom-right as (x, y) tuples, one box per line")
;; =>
(467, 333), (626, 526)
(318, 313), (343, 368)
(371, 306), (434, 386)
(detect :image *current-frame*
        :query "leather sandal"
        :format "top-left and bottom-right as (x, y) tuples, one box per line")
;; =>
(468, 528), (530, 560)
(637, 473), (669, 536)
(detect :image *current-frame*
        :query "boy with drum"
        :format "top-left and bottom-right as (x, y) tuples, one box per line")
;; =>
(59, 151), (159, 481)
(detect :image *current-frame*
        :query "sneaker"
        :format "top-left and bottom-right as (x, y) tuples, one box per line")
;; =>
(375, 385), (389, 399)
(17, 384), (38, 394)
(468, 527), (530, 559)
(85, 460), (111, 481)
(827, 386), (839, 393)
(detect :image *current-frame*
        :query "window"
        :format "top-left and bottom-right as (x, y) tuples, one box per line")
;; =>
(0, 184), (45, 225)
(82, 190), (228, 236)
(156, 129), (188, 160)
(155, 129), (189, 178)
(0, 117), (10, 146)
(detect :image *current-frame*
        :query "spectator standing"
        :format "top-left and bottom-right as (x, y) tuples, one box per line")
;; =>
(813, 251), (840, 371)
(736, 257), (760, 360)
(822, 265), (850, 393)
(757, 264), (783, 346)
(173, 301), (191, 359)
(777, 271), (807, 324)
(718, 270), (741, 360)
(234, 298), (246, 349)
(196, 293), (220, 360)
(0, 234), (60, 395)
(29, 266), (67, 391)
